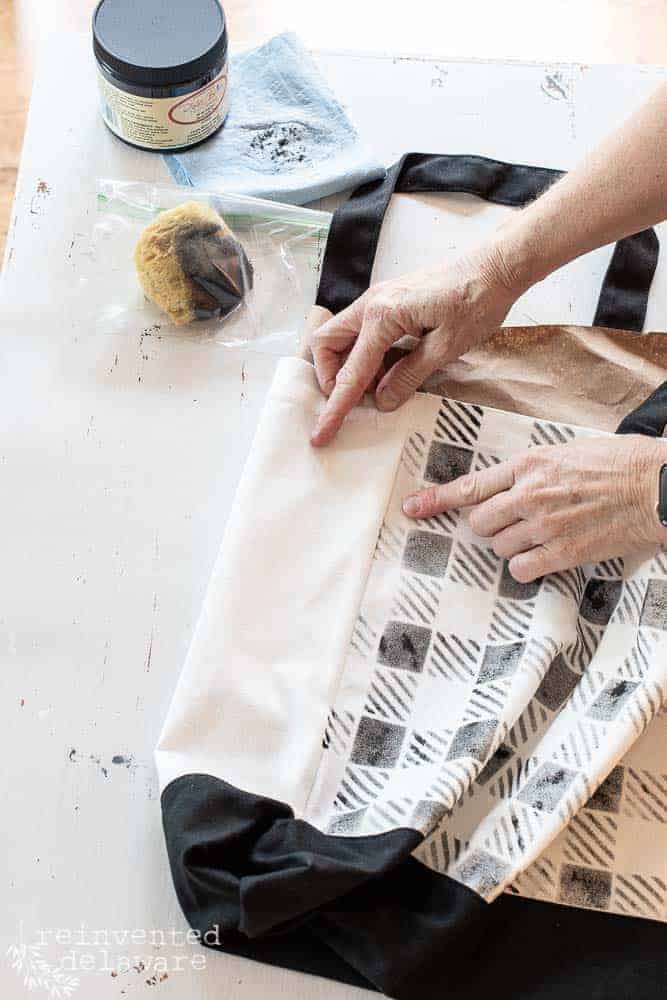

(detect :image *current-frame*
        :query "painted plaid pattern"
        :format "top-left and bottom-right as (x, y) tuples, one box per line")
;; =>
(304, 396), (667, 919)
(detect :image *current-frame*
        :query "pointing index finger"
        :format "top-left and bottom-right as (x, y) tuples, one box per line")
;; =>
(309, 298), (365, 396)
(310, 308), (398, 447)
(403, 461), (516, 517)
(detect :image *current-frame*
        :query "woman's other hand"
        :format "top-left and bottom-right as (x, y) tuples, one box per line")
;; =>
(402, 436), (667, 582)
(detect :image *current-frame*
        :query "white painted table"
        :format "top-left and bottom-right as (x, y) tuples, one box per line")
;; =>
(1, 33), (666, 1000)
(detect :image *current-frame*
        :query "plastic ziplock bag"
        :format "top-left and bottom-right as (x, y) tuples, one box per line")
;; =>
(87, 180), (331, 346)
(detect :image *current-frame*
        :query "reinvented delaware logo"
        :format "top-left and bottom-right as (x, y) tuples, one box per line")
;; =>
(5, 940), (79, 998)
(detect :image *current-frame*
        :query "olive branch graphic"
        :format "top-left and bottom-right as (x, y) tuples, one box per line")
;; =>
(6, 941), (79, 998)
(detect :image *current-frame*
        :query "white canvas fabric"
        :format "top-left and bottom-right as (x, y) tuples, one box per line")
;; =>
(156, 357), (667, 920)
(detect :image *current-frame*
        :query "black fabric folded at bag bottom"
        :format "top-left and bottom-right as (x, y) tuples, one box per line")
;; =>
(162, 774), (667, 1000)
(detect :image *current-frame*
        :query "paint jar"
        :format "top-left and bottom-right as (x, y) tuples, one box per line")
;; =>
(92, 0), (229, 153)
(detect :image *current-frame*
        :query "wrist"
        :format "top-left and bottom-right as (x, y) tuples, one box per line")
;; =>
(481, 223), (548, 301)
(469, 236), (532, 306)
(633, 438), (667, 545)
(489, 204), (570, 296)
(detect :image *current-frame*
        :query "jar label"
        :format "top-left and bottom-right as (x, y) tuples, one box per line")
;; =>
(97, 66), (229, 150)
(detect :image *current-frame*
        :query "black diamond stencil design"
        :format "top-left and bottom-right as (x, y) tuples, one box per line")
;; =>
(477, 642), (524, 684)
(586, 765), (624, 813)
(587, 679), (639, 721)
(378, 621), (431, 673)
(350, 716), (405, 768)
(580, 579), (623, 626)
(447, 719), (498, 762)
(534, 653), (580, 711)
(499, 562), (543, 601)
(328, 808), (367, 835)
(559, 864), (612, 909)
(402, 530), (452, 578)
(477, 743), (515, 786)
(640, 579), (667, 629)
(517, 762), (577, 812)
(425, 442), (473, 485)
(410, 799), (449, 831)
(453, 849), (512, 897)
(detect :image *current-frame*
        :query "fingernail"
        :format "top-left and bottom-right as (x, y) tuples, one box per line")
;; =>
(376, 385), (400, 412)
(402, 495), (421, 517)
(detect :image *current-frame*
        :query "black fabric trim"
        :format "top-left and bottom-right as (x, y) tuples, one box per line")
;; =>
(161, 773), (485, 995)
(594, 229), (660, 332)
(162, 773), (667, 999)
(471, 892), (667, 1000)
(616, 380), (667, 436)
(316, 152), (659, 332)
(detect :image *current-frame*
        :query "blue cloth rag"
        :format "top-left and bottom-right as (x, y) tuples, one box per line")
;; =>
(163, 32), (386, 205)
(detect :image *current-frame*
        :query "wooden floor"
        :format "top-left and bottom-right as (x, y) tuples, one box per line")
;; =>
(1, 0), (667, 259)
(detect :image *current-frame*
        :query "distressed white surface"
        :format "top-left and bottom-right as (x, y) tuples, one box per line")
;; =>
(1, 33), (667, 999)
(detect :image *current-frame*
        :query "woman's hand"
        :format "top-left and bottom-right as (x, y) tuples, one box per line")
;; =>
(403, 436), (667, 582)
(309, 245), (521, 447)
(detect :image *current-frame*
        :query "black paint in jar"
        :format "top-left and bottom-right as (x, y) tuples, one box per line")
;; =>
(93, 0), (229, 152)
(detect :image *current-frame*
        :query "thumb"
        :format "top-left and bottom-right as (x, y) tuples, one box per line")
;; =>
(375, 337), (443, 411)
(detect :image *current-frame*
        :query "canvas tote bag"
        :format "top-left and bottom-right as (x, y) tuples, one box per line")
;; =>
(156, 155), (667, 999)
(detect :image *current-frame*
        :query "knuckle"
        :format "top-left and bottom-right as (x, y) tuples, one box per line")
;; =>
(516, 448), (550, 476)
(419, 486), (441, 511)
(533, 546), (551, 571)
(310, 334), (330, 358)
(468, 506), (481, 531)
(518, 482), (542, 510)
(468, 506), (488, 535)
(335, 364), (357, 388)
(491, 536), (509, 558)
(567, 538), (588, 565)
(426, 329), (451, 361)
(513, 452), (535, 475)
(532, 513), (548, 537)
(366, 292), (395, 321)
(547, 509), (571, 534)
(458, 474), (481, 505)
(530, 470), (550, 493)
(391, 365), (423, 395)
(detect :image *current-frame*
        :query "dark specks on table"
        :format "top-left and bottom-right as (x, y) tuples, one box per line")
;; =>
(68, 748), (140, 779)
(541, 70), (569, 101)
(29, 178), (51, 215)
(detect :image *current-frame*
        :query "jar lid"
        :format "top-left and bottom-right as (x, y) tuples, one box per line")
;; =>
(93, 0), (228, 87)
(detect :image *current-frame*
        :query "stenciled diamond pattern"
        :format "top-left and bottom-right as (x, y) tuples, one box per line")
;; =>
(306, 396), (667, 922)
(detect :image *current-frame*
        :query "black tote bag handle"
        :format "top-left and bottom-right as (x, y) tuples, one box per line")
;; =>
(316, 153), (659, 333)
(616, 381), (667, 435)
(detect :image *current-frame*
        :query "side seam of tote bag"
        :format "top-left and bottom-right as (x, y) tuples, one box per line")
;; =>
(156, 155), (667, 1000)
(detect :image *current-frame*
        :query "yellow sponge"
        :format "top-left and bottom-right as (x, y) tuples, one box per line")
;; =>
(133, 201), (252, 325)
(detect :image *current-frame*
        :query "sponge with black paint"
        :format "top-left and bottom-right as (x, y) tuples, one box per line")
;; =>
(134, 201), (253, 325)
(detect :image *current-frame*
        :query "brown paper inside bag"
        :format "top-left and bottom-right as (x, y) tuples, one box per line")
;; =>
(303, 307), (666, 433)
(423, 326), (666, 432)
